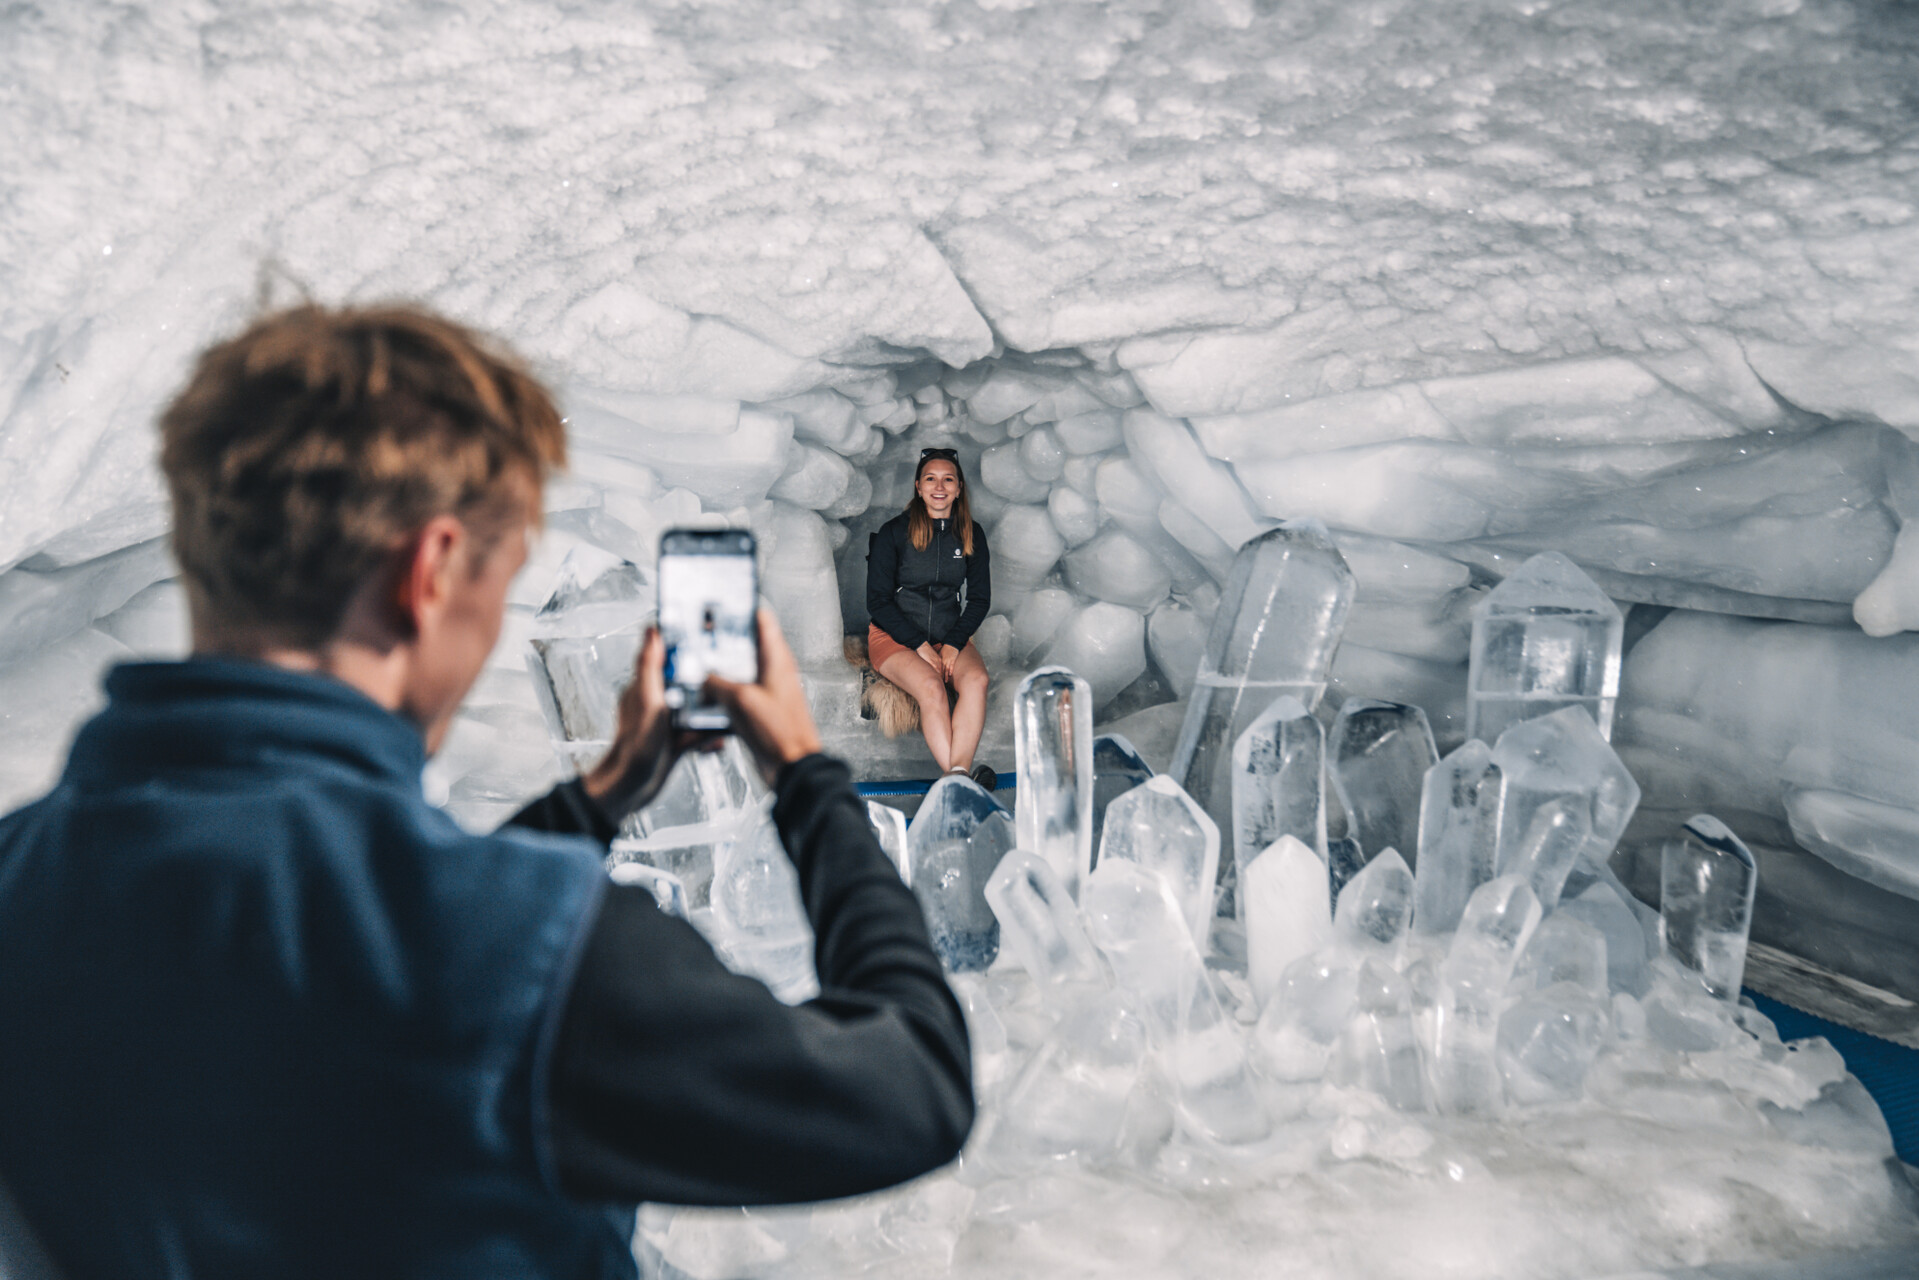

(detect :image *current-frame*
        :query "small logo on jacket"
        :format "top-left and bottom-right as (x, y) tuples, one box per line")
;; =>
(953, 548), (964, 558)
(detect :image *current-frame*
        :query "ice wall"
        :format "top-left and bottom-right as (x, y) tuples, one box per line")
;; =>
(5, 0), (1919, 1003)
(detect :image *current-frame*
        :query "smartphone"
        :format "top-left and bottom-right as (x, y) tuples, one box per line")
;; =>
(658, 528), (760, 732)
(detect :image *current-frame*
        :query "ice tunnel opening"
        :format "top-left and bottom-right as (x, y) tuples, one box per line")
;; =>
(541, 338), (1919, 1022)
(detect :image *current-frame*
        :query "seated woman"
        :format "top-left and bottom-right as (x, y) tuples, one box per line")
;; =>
(866, 447), (996, 790)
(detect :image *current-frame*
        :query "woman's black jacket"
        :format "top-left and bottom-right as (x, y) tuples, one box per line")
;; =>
(866, 512), (991, 651)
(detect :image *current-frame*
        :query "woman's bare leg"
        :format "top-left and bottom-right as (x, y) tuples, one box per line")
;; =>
(877, 648), (955, 771)
(944, 643), (990, 773)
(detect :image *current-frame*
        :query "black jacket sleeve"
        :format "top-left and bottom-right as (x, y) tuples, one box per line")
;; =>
(865, 522), (930, 650)
(937, 521), (991, 651)
(506, 778), (621, 845)
(521, 755), (973, 1206)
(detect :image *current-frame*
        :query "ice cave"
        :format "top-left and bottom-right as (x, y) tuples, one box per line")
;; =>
(7, 1), (1919, 1276)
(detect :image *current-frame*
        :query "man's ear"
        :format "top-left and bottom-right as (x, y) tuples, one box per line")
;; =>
(393, 514), (468, 640)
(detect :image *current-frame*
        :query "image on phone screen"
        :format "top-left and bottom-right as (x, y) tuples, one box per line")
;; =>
(659, 530), (758, 730)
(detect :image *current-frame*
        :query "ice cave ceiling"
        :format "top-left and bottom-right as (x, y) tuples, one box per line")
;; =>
(5, 0), (1919, 992)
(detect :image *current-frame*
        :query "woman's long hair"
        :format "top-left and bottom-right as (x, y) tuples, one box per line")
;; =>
(905, 450), (974, 555)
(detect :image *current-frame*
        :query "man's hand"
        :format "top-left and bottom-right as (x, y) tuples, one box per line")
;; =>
(708, 610), (824, 785)
(583, 627), (708, 824)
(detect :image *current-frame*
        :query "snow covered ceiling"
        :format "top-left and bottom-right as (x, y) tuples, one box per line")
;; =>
(7, 0), (1919, 586)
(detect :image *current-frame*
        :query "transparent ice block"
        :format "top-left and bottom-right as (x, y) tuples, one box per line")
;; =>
(1088, 734), (1155, 868)
(1230, 694), (1325, 923)
(1079, 860), (1269, 1145)
(985, 848), (1102, 988)
(1168, 521), (1354, 852)
(1327, 699), (1436, 866)
(525, 543), (651, 774)
(1487, 705), (1641, 901)
(1658, 814), (1758, 1001)
(709, 807), (819, 1004)
(1465, 551), (1622, 745)
(1430, 875), (1542, 1115)
(1413, 739), (1503, 935)
(1014, 666), (1095, 896)
(1331, 847), (1414, 960)
(1241, 835), (1333, 1009)
(1094, 775), (1221, 952)
(905, 775), (1012, 973)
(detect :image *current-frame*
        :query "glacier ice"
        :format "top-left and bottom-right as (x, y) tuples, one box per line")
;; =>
(1095, 775), (1220, 952)
(1167, 522), (1355, 846)
(1466, 552), (1624, 746)
(1012, 666), (1094, 896)
(1659, 814), (1759, 1002)
(1326, 698), (1436, 866)
(1229, 693), (1325, 918)
(1088, 733), (1154, 863)
(905, 776), (1011, 973)
(1413, 739), (1502, 937)
(983, 849), (1100, 990)
(1241, 835), (1332, 1008)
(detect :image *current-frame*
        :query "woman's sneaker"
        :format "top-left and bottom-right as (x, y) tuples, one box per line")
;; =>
(969, 763), (999, 792)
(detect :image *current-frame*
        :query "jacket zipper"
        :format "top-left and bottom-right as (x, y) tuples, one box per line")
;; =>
(928, 519), (942, 642)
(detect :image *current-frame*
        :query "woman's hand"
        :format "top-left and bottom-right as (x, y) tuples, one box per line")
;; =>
(583, 626), (710, 824)
(916, 641), (945, 678)
(938, 644), (961, 679)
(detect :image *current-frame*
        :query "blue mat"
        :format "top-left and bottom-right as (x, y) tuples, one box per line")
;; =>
(856, 773), (1012, 798)
(1748, 990), (1919, 1165)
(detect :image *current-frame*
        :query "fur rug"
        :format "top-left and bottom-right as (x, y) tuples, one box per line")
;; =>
(843, 634), (921, 739)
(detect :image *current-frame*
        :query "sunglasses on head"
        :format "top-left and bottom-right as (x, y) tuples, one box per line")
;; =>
(919, 447), (958, 460)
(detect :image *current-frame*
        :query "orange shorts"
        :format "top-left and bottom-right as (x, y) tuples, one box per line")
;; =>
(867, 623), (913, 669)
(868, 625), (980, 672)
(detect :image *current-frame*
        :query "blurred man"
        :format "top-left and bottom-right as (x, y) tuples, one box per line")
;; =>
(0, 305), (971, 1278)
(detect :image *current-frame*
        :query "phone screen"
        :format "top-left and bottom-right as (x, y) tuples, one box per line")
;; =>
(659, 528), (759, 731)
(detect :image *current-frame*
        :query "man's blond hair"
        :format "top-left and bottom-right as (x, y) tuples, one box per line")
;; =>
(160, 304), (565, 648)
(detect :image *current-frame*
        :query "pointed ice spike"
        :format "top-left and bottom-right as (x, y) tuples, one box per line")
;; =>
(1659, 814), (1758, 1001)
(1431, 875), (1542, 1116)
(866, 799), (909, 883)
(1079, 861), (1269, 1145)
(1230, 694), (1325, 922)
(1332, 958), (1427, 1111)
(1242, 835), (1333, 1009)
(985, 849), (1102, 987)
(1089, 734), (1155, 866)
(1095, 775), (1220, 952)
(1328, 699), (1437, 865)
(1168, 521), (1355, 847)
(1499, 795), (1591, 912)
(1514, 914), (1609, 997)
(1414, 740), (1503, 935)
(1079, 860), (1198, 1036)
(1559, 880), (1652, 997)
(1014, 666), (1095, 896)
(710, 809), (818, 1003)
(1497, 984), (1611, 1105)
(1326, 836), (1367, 914)
(525, 544), (649, 771)
(906, 776), (1012, 973)
(991, 993), (1147, 1163)
(1466, 551), (1623, 744)
(1488, 706), (1640, 890)
(1332, 848), (1414, 958)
